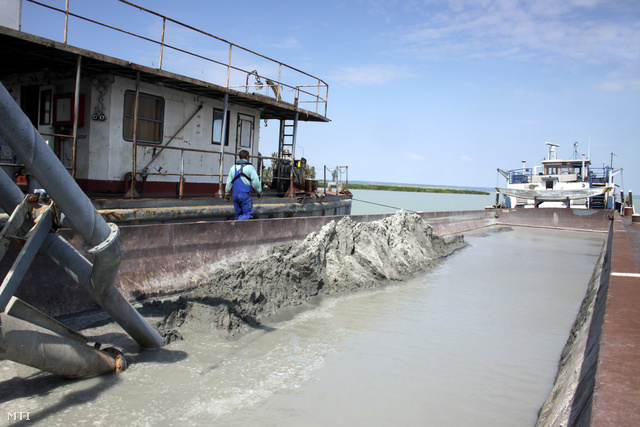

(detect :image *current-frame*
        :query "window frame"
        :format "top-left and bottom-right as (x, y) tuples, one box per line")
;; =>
(123, 90), (165, 144)
(237, 113), (254, 149)
(212, 108), (230, 146)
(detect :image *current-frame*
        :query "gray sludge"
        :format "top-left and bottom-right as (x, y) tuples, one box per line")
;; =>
(151, 210), (467, 341)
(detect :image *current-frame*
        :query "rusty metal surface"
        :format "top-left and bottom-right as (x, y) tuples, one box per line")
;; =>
(0, 208), (614, 318)
(591, 215), (640, 425)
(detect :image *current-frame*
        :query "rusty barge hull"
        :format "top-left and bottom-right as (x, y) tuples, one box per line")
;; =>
(5, 208), (611, 318)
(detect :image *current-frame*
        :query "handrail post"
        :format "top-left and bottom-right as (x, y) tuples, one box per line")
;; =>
(158, 17), (166, 70)
(324, 166), (327, 196)
(226, 45), (232, 88)
(324, 84), (329, 117)
(63, 0), (69, 44)
(18, 0), (22, 31)
(277, 64), (282, 101)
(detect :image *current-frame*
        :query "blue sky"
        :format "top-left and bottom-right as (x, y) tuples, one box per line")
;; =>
(11, 0), (640, 193)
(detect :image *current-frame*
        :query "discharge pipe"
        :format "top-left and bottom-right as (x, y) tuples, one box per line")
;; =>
(0, 82), (162, 348)
(0, 313), (125, 377)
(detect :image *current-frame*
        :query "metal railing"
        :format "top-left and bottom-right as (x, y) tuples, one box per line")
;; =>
(322, 165), (349, 195)
(20, 0), (329, 117)
(134, 142), (305, 199)
(504, 166), (613, 186)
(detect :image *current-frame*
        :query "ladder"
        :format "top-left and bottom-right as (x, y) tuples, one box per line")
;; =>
(278, 112), (299, 158)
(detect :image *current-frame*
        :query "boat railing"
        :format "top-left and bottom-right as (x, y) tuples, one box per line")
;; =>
(586, 167), (616, 186)
(505, 166), (615, 186)
(135, 142), (306, 198)
(506, 168), (534, 184)
(19, 0), (328, 117)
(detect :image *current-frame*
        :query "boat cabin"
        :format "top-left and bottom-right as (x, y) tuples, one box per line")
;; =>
(0, 0), (330, 203)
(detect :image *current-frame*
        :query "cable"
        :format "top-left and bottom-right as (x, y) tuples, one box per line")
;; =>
(351, 197), (417, 213)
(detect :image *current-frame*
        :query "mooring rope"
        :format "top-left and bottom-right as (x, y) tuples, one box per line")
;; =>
(351, 197), (417, 213)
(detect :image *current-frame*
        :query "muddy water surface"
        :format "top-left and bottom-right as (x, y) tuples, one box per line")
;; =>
(1, 227), (605, 426)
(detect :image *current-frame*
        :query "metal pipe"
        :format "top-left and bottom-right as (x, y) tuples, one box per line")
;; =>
(159, 17), (166, 70)
(71, 55), (81, 178)
(0, 313), (124, 378)
(6, 296), (89, 345)
(226, 45), (232, 88)
(0, 83), (163, 348)
(179, 150), (184, 199)
(1, 173), (161, 349)
(63, 0), (69, 44)
(0, 84), (106, 246)
(292, 111), (298, 159)
(129, 72), (140, 198)
(0, 169), (162, 349)
(217, 93), (229, 196)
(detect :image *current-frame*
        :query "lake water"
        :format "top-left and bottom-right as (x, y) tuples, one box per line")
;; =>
(0, 225), (606, 426)
(350, 189), (497, 215)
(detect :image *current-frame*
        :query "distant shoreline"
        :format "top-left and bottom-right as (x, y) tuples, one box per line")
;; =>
(319, 182), (490, 195)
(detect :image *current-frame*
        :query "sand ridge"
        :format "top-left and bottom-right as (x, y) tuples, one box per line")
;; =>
(152, 211), (467, 341)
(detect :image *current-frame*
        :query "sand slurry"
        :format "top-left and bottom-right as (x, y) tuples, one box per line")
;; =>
(152, 211), (467, 340)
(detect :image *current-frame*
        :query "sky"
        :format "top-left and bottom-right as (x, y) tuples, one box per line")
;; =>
(8, 0), (640, 192)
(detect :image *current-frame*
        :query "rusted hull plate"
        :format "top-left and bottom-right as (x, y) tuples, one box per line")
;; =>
(1, 209), (612, 318)
(591, 216), (640, 425)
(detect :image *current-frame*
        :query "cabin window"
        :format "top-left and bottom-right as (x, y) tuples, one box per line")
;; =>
(123, 91), (164, 143)
(237, 114), (254, 148)
(212, 109), (230, 146)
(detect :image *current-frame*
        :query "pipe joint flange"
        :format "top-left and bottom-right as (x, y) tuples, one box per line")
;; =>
(103, 347), (128, 373)
(86, 223), (120, 255)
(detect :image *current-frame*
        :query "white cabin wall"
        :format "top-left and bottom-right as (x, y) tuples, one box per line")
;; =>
(84, 78), (111, 181)
(103, 76), (262, 186)
(0, 73), (92, 175)
(1, 69), (263, 189)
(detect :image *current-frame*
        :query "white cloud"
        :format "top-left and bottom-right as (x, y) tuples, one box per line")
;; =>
(329, 64), (417, 86)
(599, 66), (640, 92)
(392, 0), (640, 66)
(461, 155), (473, 162)
(405, 152), (426, 160)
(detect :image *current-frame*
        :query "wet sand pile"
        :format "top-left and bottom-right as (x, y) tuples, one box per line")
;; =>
(152, 211), (467, 340)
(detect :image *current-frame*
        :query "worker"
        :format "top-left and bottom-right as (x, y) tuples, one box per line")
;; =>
(224, 149), (262, 220)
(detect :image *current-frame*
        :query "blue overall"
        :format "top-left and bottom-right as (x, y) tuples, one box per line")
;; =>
(231, 163), (254, 220)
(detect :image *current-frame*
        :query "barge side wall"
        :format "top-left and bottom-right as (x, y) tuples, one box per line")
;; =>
(536, 220), (612, 425)
(5, 208), (611, 318)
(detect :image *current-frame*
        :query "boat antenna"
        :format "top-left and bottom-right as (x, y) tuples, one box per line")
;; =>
(573, 142), (579, 159)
